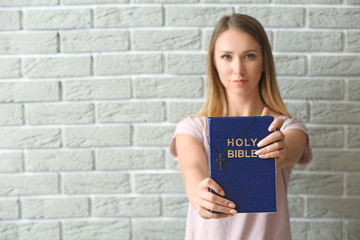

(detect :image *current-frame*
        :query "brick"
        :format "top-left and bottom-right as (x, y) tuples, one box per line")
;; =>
(0, 11), (20, 30)
(0, 104), (23, 125)
(166, 53), (207, 74)
(283, 101), (308, 122)
(63, 78), (131, 100)
(26, 150), (93, 171)
(311, 102), (360, 124)
(0, 128), (61, 149)
(24, 9), (91, 30)
(95, 6), (163, 28)
(133, 77), (203, 98)
(61, 30), (129, 53)
(64, 125), (130, 147)
(348, 126), (360, 148)
(0, 222), (60, 240)
(346, 174), (360, 195)
(0, 81), (59, 102)
(274, 55), (306, 76)
(63, 220), (129, 240)
(94, 54), (162, 75)
(96, 149), (164, 170)
(166, 6), (233, 26)
(291, 221), (342, 240)
(309, 150), (360, 171)
(133, 30), (200, 50)
(306, 197), (360, 218)
(26, 103), (94, 125)
(236, 7), (305, 27)
(275, 31), (342, 52)
(344, 221), (360, 240)
(0, 58), (20, 78)
(134, 173), (184, 193)
(348, 79), (360, 101)
(134, 125), (175, 146)
(61, 0), (128, 4)
(0, 152), (22, 173)
(0, 33), (57, 54)
(24, 56), (91, 78)
(204, 0), (270, 2)
(307, 126), (344, 148)
(93, 196), (161, 217)
(0, 174), (58, 196)
(348, 0), (360, 3)
(22, 198), (89, 219)
(288, 197), (304, 218)
(168, 101), (205, 122)
(63, 172), (130, 194)
(163, 196), (188, 217)
(202, 28), (214, 51)
(289, 173), (343, 195)
(135, 0), (196, 2)
(309, 7), (360, 28)
(346, 32), (360, 52)
(0, 199), (19, 219)
(278, 79), (344, 100)
(132, 219), (186, 240)
(97, 101), (164, 123)
(310, 56), (360, 76)
(0, 0), (57, 5)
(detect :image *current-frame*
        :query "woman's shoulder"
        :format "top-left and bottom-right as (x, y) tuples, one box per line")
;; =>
(176, 115), (207, 132)
(279, 115), (308, 133)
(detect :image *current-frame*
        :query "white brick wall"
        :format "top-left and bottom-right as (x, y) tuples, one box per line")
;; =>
(0, 1), (359, 239)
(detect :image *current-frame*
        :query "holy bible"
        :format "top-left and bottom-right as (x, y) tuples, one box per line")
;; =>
(208, 116), (276, 213)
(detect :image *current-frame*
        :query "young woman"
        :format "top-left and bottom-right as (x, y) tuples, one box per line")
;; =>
(170, 14), (312, 239)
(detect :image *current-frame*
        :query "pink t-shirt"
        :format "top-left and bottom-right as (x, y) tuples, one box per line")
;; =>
(170, 116), (312, 240)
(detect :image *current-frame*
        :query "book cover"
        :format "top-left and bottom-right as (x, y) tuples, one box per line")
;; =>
(208, 116), (276, 213)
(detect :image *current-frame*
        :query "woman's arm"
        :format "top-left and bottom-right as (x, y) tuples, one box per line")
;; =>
(175, 133), (237, 219)
(255, 108), (308, 170)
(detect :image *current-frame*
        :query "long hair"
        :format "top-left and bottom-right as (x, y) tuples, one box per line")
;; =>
(195, 14), (291, 118)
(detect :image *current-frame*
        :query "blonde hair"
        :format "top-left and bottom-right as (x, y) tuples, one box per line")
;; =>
(195, 14), (291, 118)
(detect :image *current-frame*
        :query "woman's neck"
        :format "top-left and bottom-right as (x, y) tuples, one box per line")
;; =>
(226, 92), (265, 117)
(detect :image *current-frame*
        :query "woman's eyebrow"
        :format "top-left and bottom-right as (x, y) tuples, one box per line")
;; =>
(219, 49), (258, 53)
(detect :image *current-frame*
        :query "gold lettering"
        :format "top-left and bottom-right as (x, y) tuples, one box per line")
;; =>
(244, 139), (250, 146)
(252, 149), (257, 158)
(236, 138), (243, 146)
(228, 150), (234, 158)
(238, 150), (244, 158)
(251, 138), (257, 146)
(227, 139), (234, 147)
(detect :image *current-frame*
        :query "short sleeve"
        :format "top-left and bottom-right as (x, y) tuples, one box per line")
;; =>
(281, 117), (313, 165)
(169, 117), (206, 161)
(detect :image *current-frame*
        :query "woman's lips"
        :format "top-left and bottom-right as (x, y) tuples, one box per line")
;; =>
(232, 79), (248, 85)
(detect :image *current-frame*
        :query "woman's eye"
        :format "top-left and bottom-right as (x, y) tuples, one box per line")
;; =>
(244, 54), (255, 59)
(221, 55), (231, 60)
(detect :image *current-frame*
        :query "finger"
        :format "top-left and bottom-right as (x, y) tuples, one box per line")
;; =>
(197, 207), (234, 219)
(255, 141), (285, 156)
(268, 117), (285, 132)
(198, 190), (236, 209)
(258, 148), (287, 159)
(260, 107), (269, 116)
(257, 131), (285, 148)
(199, 178), (225, 196)
(201, 199), (237, 215)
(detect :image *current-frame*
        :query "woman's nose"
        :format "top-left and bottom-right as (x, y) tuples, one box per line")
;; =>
(232, 58), (244, 76)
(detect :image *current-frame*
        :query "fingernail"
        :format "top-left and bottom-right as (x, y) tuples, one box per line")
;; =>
(255, 150), (260, 155)
(259, 155), (266, 158)
(220, 191), (225, 196)
(257, 141), (263, 147)
(268, 126), (274, 131)
(230, 209), (237, 214)
(229, 203), (235, 208)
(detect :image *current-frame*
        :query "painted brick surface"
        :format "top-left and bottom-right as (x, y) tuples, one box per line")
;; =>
(0, 1), (359, 239)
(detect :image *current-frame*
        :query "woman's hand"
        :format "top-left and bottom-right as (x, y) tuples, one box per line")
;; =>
(193, 178), (237, 219)
(256, 107), (288, 170)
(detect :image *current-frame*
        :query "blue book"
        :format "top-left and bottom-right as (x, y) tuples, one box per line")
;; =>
(208, 116), (276, 213)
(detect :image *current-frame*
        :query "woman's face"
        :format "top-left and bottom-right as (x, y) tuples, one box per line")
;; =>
(213, 28), (264, 98)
